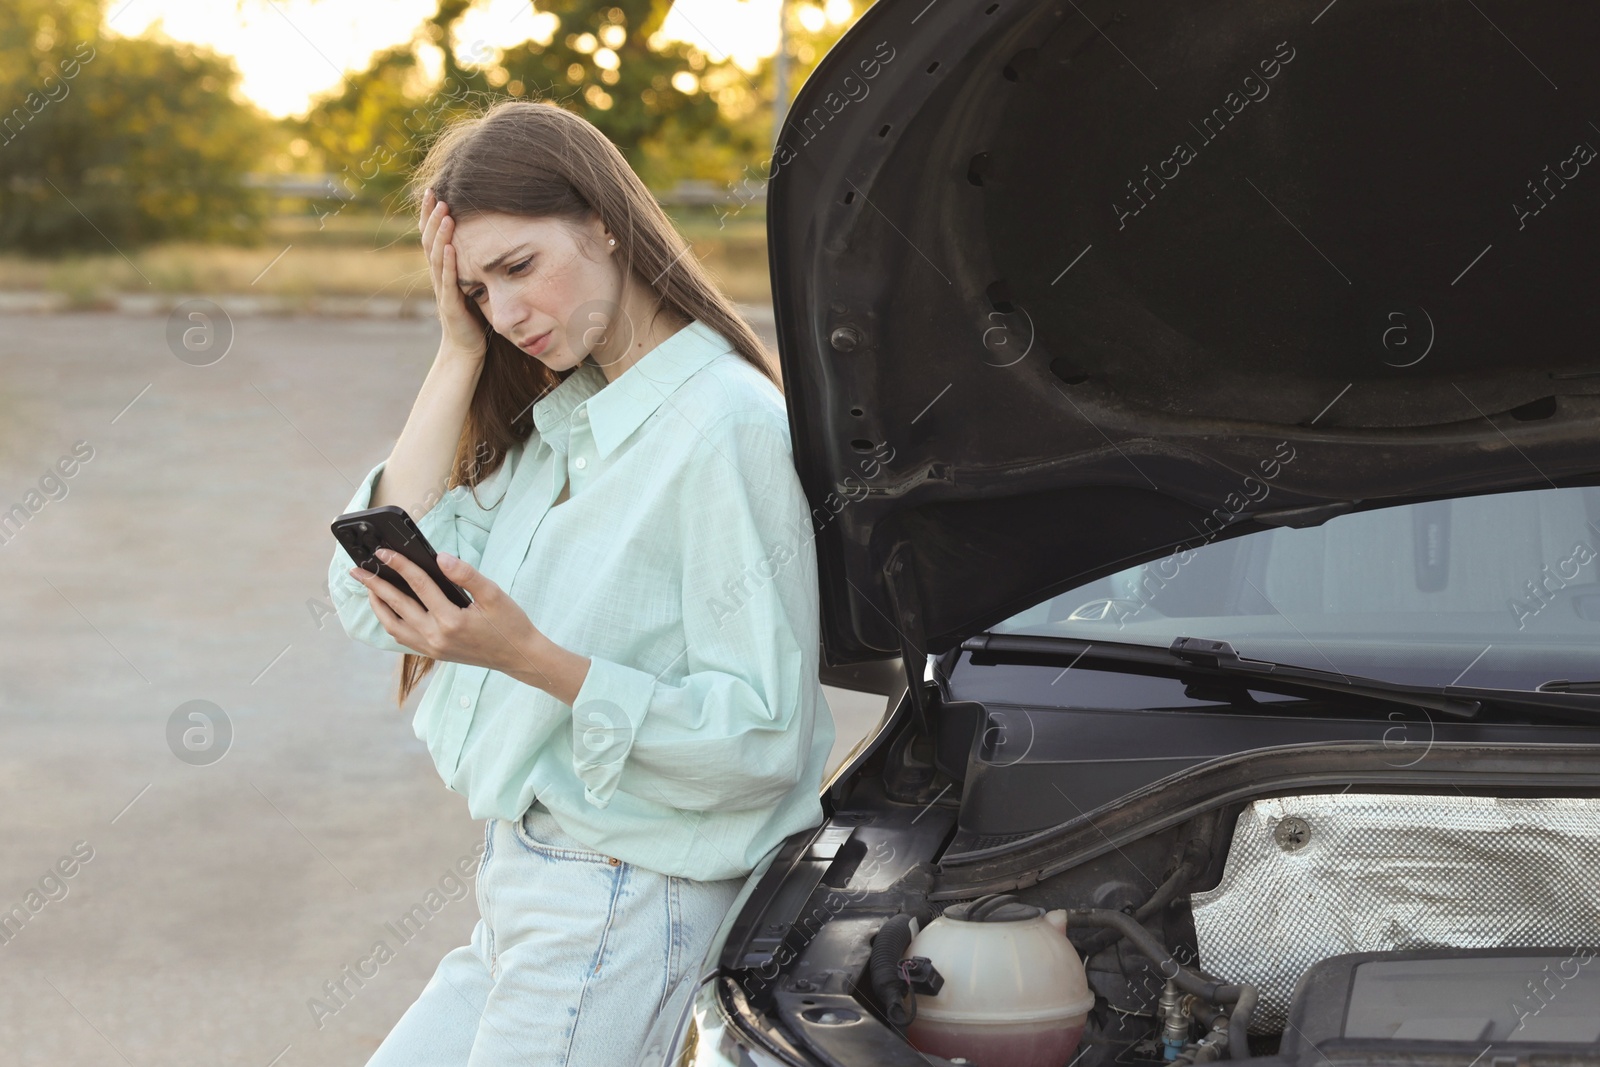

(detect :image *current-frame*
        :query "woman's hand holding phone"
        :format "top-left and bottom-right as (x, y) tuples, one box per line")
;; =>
(421, 188), (489, 368)
(350, 547), (556, 683)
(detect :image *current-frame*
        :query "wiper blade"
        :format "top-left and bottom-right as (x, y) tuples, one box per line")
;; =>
(1164, 636), (1482, 719)
(1538, 678), (1600, 693)
(961, 633), (1600, 726)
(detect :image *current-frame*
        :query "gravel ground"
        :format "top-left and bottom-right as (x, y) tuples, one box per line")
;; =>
(0, 310), (889, 1067)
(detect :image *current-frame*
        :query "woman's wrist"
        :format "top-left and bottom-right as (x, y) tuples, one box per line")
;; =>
(434, 344), (486, 375)
(504, 631), (591, 707)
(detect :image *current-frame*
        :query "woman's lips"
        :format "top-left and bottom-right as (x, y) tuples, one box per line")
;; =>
(519, 330), (552, 356)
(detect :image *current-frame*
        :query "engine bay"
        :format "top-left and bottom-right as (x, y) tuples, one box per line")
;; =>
(717, 730), (1600, 1067)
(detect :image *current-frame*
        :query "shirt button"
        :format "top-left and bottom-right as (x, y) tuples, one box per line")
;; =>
(459, 696), (471, 708)
(576, 407), (588, 420)
(574, 457), (587, 470)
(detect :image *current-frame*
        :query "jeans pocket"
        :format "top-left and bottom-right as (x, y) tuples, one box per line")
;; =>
(511, 806), (620, 865)
(664, 873), (744, 995)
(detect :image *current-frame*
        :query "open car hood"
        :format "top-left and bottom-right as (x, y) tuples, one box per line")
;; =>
(766, 0), (1600, 669)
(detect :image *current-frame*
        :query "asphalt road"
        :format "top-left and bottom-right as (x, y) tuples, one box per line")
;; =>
(0, 310), (891, 1067)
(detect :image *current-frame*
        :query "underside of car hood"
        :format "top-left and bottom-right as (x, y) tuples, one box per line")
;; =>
(766, 0), (1600, 667)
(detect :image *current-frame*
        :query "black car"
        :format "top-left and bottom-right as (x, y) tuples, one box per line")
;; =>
(640, 0), (1600, 1062)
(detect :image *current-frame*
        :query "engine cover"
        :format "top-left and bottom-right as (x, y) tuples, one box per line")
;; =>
(1282, 949), (1600, 1047)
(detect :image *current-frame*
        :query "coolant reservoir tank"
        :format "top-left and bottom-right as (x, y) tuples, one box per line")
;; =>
(902, 893), (1095, 1067)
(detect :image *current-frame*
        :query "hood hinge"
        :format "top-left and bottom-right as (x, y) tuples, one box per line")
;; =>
(883, 541), (932, 740)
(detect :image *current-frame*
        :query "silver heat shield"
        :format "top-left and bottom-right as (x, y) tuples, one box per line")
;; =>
(1189, 793), (1600, 1033)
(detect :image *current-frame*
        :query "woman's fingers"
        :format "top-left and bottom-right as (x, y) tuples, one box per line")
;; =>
(423, 202), (448, 275)
(368, 586), (404, 632)
(415, 194), (482, 360)
(441, 230), (459, 297)
(421, 199), (436, 255)
(375, 548), (454, 616)
(420, 189), (440, 249)
(354, 566), (420, 636)
(435, 218), (454, 282)
(367, 587), (426, 654)
(422, 203), (459, 304)
(422, 200), (455, 295)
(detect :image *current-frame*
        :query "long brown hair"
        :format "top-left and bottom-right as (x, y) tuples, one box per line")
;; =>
(394, 98), (780, 707)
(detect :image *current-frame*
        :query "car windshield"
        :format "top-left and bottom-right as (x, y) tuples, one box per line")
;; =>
(991, 485), (1600, 693)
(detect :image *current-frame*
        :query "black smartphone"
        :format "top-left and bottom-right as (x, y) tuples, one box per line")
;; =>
(331, 505), (473, 609)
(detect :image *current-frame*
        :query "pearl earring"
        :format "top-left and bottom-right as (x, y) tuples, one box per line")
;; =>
(608, 238), (616, 246)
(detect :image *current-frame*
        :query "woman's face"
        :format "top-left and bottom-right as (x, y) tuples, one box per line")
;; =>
(449, 209), (623, 373)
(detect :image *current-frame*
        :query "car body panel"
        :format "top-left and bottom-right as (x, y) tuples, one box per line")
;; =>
(766, 0), (1600, 667)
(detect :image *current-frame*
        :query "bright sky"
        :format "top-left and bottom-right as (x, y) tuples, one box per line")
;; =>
(103, 0), (795, 119)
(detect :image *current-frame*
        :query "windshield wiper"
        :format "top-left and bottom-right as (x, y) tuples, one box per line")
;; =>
(1163, 636), (1483, 719)
(960, 633), (1600, 727)
(1537, 679), (1600, 694)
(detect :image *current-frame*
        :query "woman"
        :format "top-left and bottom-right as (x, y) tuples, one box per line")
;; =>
(326, 99), (836, 1067)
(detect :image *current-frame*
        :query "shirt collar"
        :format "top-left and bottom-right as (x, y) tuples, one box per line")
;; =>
(530, 359), (605, 454)
(533, 319), (734, 460)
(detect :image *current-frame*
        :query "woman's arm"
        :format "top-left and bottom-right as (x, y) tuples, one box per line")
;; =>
(326, 189), (504, 653)
(326, 349), (495, 655)
(563, 409), (833, 812)
(368, 352), (484, 516)
(371, 188), (492, 513)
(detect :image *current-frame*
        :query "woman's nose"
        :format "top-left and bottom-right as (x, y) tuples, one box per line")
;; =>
(488, 295), (524, 341)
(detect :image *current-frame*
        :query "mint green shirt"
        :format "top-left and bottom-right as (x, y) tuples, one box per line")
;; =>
(327, 320), (835, 880)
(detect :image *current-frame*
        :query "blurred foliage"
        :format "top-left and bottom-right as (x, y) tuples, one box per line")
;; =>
(293, 0), (865, 209)
(776, 0), (860, 102)
(0, 0), (867, 255)
(292, 0), (757, 214)
(0, 0), (280, 253)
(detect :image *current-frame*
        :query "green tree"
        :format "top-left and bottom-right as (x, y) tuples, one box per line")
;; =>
(526, 0), (746, 184)
(779, 0), (866, 111)
(0, 0), (277, 252)
(294, 0), (791, 204)
(292, 36), (467, 220)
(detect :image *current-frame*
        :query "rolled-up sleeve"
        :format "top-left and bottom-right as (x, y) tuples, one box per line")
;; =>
(327, 449), (516, 653)
(569, 411), (821, 812)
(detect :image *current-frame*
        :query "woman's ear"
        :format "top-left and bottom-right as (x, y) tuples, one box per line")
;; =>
(584, 211), (616, 254)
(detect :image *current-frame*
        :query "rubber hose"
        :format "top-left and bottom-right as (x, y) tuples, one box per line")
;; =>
(1065, 909), (1256, 1011)
(1191, 999), (1224, 1028)
(1071, 825), (1214, 959)
(1175, 1038), (1227, 1065)
(1226, 983), (1258, 1059)
(1071, 858), (1198, 958)
(1075, 909), (1263, 1058)
(968, 893), (1021, 921)
(1137, 852), (1197, 921)
(869, 913), (917, 1027)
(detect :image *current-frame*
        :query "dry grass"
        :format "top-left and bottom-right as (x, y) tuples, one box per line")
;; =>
(0, 212), (772, 310)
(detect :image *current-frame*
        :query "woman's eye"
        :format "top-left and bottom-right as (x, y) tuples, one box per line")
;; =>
(466, 257), (532, 301)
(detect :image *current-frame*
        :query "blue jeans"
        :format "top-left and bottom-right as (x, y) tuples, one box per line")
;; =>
(364, 802), (745, 1067)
